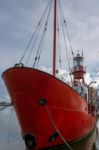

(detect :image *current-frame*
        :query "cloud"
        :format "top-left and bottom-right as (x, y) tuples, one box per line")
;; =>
(0, 0), (99, 73)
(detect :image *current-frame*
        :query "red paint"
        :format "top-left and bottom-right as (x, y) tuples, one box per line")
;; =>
(2, 67), (96, 149)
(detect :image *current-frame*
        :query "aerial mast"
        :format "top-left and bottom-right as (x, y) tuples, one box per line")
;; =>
(53, 0), (57, 76)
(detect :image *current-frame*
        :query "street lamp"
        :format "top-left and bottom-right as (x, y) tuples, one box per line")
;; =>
(88, 81), (96, 87)
(88, 81), (96, 114)
(88, 81), (96, 102)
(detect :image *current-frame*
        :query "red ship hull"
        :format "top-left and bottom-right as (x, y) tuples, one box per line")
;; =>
(2, 67), (96, 149)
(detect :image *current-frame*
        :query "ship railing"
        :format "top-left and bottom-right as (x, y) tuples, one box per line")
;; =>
(71, 66), (86, 73)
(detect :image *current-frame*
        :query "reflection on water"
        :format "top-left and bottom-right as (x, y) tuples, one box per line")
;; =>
(96, 120), (99, 150)
(0, 118), (99, 150)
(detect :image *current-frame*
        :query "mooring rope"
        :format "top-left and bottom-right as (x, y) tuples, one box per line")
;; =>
(45, 105), (74, 150)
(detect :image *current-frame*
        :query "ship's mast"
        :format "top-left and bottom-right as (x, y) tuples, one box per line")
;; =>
(53, 0), (57, 76)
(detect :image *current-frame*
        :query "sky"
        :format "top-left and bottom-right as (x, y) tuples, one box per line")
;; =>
(0, 0), (99, 149)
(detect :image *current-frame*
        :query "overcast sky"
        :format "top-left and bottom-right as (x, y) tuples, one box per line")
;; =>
(0, 0), (99, 149)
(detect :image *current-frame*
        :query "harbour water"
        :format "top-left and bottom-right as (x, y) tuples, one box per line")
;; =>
(0, 105), (98, 150)
(96, 121), (99, 150)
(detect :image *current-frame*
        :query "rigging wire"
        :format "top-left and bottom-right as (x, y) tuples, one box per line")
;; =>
(36, 0), (53, 68)
(26, 0), (53, 65)
(19, 0), (52, 64)
(58, 0), (73, 86)
(57, 27), (62, 70)
(33, 0), (53, 68)
(33, 22), (47, 68)
(35, 24), (47, 68)
(57, 5), (62, 70)
(58, 0), (74, 58)
(25, 24), (42, 65)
